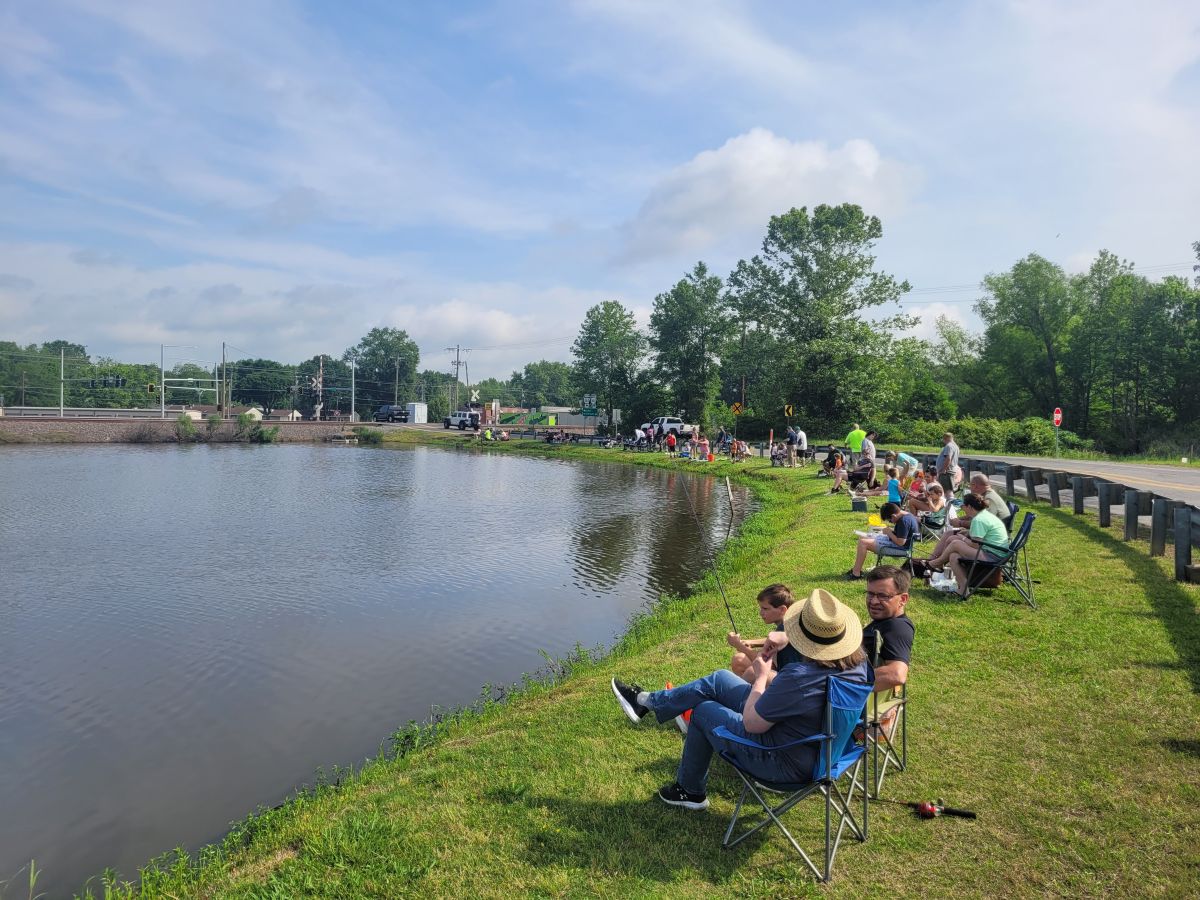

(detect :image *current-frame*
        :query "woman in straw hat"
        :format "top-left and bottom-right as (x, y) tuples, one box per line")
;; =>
(611, 589), (871, 810)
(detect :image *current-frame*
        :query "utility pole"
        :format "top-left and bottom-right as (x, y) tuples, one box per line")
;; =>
(317, 354), (324, 420)
(351, 357), (356, 422)
(20, 371), (27, 406)
(59, 349), (64, 417)
(221, 342), (226, 416)
(393, 357), (400, 406)
(445, 345), (463, 412)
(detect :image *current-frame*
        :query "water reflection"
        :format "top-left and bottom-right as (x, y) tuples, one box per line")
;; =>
(0, 443), (749, 897)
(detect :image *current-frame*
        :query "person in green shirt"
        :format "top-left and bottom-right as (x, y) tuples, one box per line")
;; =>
(845, 423), (866, 464)
(924, 493), (1009, 597)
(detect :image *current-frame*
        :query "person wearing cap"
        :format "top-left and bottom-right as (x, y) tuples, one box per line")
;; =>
(611, 589), (871, 811)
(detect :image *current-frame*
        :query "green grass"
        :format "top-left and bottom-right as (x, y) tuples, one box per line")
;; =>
(80, 439), (1200, 899)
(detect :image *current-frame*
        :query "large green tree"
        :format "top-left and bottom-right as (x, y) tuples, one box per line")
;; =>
(571, 301), (645, 432)
(649, 262), (730, 426)
(229, 359), (295, 412)
(343, 327), (420, 411)
(723, 204), (910, 432)
(509, 360), (574, 408)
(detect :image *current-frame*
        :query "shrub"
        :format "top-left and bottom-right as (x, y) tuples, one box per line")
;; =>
(205, 414), (222, 438)
(352, 426), (383, 445)
(246, 423), (280, 444)
(174, 414), (198, 443)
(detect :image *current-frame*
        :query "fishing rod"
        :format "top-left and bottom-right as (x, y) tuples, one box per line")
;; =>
(676, 470), (739, 634)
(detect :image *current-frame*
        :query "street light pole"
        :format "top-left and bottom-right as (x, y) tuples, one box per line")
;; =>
(351, 357), (357, 422)
(160, 344), (165, 418)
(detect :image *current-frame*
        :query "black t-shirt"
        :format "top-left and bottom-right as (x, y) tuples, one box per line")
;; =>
(862, 614), (914, 666)
(892, 513), (920, 545)
(774, 621), (801, 669)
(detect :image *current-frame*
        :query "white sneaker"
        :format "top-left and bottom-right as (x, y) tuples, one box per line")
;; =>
(674, 714), (689, 736)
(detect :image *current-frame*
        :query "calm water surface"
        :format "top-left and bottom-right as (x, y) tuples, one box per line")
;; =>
(0, 443), (748, 897)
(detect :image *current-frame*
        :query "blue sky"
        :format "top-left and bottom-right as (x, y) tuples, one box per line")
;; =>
(1, 0), (1197, 379)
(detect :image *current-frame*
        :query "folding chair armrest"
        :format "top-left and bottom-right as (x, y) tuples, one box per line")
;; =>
(712, 726), (828, 751)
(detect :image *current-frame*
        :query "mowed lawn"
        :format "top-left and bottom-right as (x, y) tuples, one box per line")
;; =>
(99, 446), (1199, 899)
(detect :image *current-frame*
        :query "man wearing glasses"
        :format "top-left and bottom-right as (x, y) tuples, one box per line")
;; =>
(862, 565), (914, 692)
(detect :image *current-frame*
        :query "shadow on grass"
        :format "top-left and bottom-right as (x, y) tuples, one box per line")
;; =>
(510, 791), (775, 885)
(1162, 738), (1200, 758)
(1041, 507), (1200, 695)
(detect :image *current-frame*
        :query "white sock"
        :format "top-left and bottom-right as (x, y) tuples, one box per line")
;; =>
(636, 691), (650, 707)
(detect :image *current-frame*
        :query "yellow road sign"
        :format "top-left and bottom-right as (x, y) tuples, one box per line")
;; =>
(731, 402), (743, 415)
(784, 404), (793, 416)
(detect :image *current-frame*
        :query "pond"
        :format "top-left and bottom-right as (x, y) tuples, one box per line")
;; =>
(0, 443), (749, 896)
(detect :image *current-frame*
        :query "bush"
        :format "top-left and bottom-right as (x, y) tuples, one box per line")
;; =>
(352, 426), (383, 445)
(205, 414), (222, 438)
(246, 423), (280, 444)
(174, 414), (198, 443)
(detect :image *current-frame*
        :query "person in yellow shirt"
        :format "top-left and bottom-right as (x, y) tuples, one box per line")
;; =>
(845, 423), (866, 464)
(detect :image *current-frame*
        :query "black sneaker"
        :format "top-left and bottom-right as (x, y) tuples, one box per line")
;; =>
(611, 678), (649, 723)
(657, 782), (709, 810)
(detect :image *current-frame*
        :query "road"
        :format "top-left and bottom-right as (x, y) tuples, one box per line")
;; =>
(961, 454), (1200, 508)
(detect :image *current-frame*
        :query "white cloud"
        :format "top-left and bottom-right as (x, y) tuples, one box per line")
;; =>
(619, 129), (920, 263)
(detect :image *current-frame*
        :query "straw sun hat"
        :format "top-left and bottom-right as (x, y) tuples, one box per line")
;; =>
(783, 588), (863, 661)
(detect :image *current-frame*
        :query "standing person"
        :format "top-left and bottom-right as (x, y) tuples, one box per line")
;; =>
(885, 450), (920, 484)
(785, 425), (798, 468)
(860, 430), (878, 470)
(845, 423), (866, 465)
(935, 432), (960, 495)
(611, 589), (869, 810)
(665, 430), (677, 457)
(795, 425), (808, 464)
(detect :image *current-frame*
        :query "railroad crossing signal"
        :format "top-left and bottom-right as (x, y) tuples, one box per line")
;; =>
(470, 390), (479, 403)
(1053, 407), (1062, 427)
(784, 404), (793, 417)
(731, 402), (743, 416)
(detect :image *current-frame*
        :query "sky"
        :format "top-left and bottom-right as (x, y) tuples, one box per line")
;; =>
(1, 0), (1198, 380)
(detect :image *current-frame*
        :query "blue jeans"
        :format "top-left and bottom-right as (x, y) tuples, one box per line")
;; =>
(644, 669), (804, 795)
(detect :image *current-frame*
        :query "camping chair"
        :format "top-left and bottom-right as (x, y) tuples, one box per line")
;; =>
(1003, 499), (1019, 534)
(918, 502), (954, 543)
(874, 524), (917, 572)
(862, 633), (907, 800)
(961, 512), (1037, 609)
(713, 677), (873, 883)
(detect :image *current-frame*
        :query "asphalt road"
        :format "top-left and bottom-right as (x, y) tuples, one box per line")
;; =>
(959, 454), (1200, 509)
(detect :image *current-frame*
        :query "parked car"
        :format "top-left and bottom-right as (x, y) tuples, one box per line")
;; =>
(444, 410), (479, 430)
(374, 404), (409, 423)
(637, 416), (696, 438)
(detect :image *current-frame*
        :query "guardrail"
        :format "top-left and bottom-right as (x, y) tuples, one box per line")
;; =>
(908, 453), (1200, 584)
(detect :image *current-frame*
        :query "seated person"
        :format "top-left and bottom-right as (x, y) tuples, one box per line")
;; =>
(921, 493), (1010, 597)
(846, 501), (919, 579)
(731, 439), (750, 462)
(726, 584), (799, 682)
(820, 446), (840, 480)
(908, 480), (946, 516)
(770, 442), (786, 466)
(846, 456), (879, 492)
(829, 452), (850, 492)
(966, 473), (1009, 521)
(611, 589), (870, 810)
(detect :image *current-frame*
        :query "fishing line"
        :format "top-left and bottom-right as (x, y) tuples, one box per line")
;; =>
(676, 470), (739, 633)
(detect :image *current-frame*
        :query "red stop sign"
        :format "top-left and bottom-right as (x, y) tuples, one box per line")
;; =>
(1053, 407), (1062, 427)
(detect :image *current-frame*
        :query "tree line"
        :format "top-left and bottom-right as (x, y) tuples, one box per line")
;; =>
(4, 210), (1197, 454)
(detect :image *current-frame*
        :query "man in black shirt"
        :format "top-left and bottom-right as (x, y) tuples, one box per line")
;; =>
(860, 565), (914, 691)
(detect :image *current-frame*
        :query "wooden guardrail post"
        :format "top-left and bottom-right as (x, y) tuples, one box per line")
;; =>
(1004, 465), (1016, 497)
(1023, 468), (1039, 501)
(1174, 507), (1192, 581)
(1098, 483), (1112, 527)
(1071, 477), (1094, 515)
(1151, 498), (1169, 556)
(1047, 472), (1062, 508)
(1124, 490), (1140, 540)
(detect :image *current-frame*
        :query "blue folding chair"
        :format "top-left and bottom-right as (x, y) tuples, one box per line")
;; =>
(713, 676), (873, 882)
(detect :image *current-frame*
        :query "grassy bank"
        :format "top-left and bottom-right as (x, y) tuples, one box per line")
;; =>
(84, 437), (1198, 898)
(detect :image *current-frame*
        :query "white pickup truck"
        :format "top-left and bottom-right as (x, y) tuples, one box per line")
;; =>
(638, 416), (696, 438)
(444, 410), (480, 430)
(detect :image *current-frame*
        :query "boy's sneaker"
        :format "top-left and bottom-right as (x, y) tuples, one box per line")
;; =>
(657, 782), (709, 810)
(611, 678), (649, 723)
(674, 714), (689, 736)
